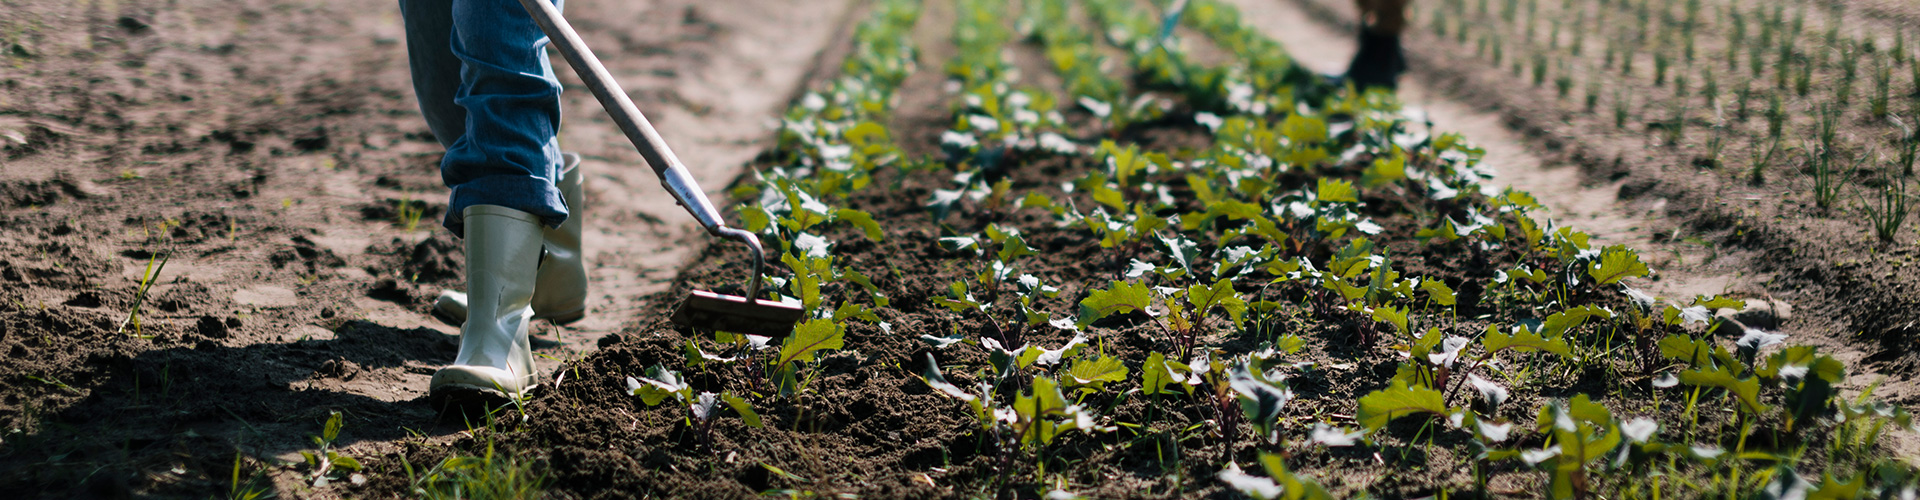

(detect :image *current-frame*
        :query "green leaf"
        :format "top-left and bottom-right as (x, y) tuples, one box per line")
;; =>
(1280, 113), (1329, 145)
(842, 268), (888, 307)
(1540, 304), (1614, 338)
(722, 393), (764, 428)
(1104, 140), (1148, 187)
(1017, 333), (1088, 368)
(1678, 365), (1768, 414)
(329, 453), (362, 471)
(988, 224), (1036, 262)
(1356, 381), (1449, 432)
(1370, 305), (1409, 337)
(1018, 191), (1058, 212)
(1014, 376), (1071, 446)
(626, 364), (691, 406)
(1140, 352), (1193, 396)
(1273, 335), (1306, 354)
(1587, 245), (1651, 285)
(1231, 363), (1293, 439)
(781, 252), (824, 312)
(833, 208), (885, 241)
(1691, 295), (1747, 311)
(1158, 233), (1201, 273)
(322, 411), (343, 443)
(1065, 355), (1129, 391)
(1483, 323), (1573, 358)
(1316, 178), (1358, 203)
(776, 318), (845, 366)
(1658, 334), (1715, 367)
(1419, 279), (1457, 306)
(916, 353), (978, 402)
(937, 235), (981, 254)
(832, 302), (881, 323)
(740, 205), (773, 233)
(1361, 147), (1407, 187)
(1760, 346), (1847, 383)
(1567, 394), (1612, 426)
(1326, 237), (1376, 278)
(1092, 183), (1127, 211)
(1078, 280), (1155, 327)
(1186, 278), (1248, 328)
(918, 332), (966, 349)
(845, 121), (889, 150)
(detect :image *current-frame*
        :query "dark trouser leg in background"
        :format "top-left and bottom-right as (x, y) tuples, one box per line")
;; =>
(1344, 0), (1409, 90)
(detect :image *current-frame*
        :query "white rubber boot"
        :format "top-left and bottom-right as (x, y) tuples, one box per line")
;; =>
(434, 152), (588, 325)
(430, 205), (543, 408)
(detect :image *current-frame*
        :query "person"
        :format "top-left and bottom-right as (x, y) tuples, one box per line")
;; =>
(1345, 0), (1409, 90)
(398, 0), (588, 411)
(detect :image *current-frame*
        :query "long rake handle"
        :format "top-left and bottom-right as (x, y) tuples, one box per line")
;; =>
(515, 0), (769, 303)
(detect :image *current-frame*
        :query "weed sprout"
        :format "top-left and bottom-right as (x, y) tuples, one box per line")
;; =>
(1872, 62), (1893, 120)
(1614, 90), (1631, 129)
(1585, 75), (1601, 112)
(1654, 51), (1670, 86)
(1858, 168), (1911, 243)
(1700, 68), (1716, 107)
(1751, 135), (1782, 184)
(1734, 81), (1751, 122)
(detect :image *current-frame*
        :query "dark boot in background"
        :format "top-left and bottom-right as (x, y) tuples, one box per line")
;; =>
(1343, 29), (1406, 90)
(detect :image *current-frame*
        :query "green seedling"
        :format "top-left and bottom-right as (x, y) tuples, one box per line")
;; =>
(405, 436), (548, 500)
(1664, 102), (1688, 146)
(118, 250), (169, 338)
(1654, 52), (1670, 86)
(1614, 90), (1631, 129)
(1776, 40), (1793, 91)
(1896, 117), (1919, 176)
(1585, 76), (1601, 112)
(300, 411), (363, 488)
(1700, 68), (1717, 107)
(1751, 135), (1783, 184)
(1530, 52), (1547, 88)
(396, 193), (426, 232)
(1766, 93), (1785, 139)
(1703, 116), (1726, 169)
(1872, 63), (1893, 120)
(626, 364), (764, 449)
(1726, 10), (1746, 69)
(225, 452), (272, 500)
(1806, 130), (1864, 211)
(1796, 57), (1814, 97)
(1857, 168), (1911, 244)
(1735, 81), (1752, 123)
(1218, 452), (1335, 500)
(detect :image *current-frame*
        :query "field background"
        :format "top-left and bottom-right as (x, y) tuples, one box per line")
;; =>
(2, 0), (1918, 498)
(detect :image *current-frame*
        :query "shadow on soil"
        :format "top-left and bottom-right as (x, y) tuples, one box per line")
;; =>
(0, 320), (468, 498)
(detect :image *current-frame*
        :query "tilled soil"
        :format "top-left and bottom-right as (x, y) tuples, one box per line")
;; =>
(0, 0), (849, 497)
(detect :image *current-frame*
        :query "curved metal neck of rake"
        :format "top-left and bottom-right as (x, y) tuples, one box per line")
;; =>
(714, 227), (766, 303)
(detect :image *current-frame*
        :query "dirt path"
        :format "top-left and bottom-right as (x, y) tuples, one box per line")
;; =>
(0, 0), (853, 496)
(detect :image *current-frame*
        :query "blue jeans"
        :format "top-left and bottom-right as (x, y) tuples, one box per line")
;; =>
(400, 0), (569, 235)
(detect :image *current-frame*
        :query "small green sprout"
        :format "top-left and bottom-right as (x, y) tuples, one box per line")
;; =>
(300, 411), (363, 488)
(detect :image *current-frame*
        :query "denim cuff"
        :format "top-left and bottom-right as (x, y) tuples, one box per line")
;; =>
(444, 175), (568, 236)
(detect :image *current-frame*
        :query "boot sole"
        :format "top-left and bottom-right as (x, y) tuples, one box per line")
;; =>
(429, 385), (514, 424)
(431, 306), (586, 328)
